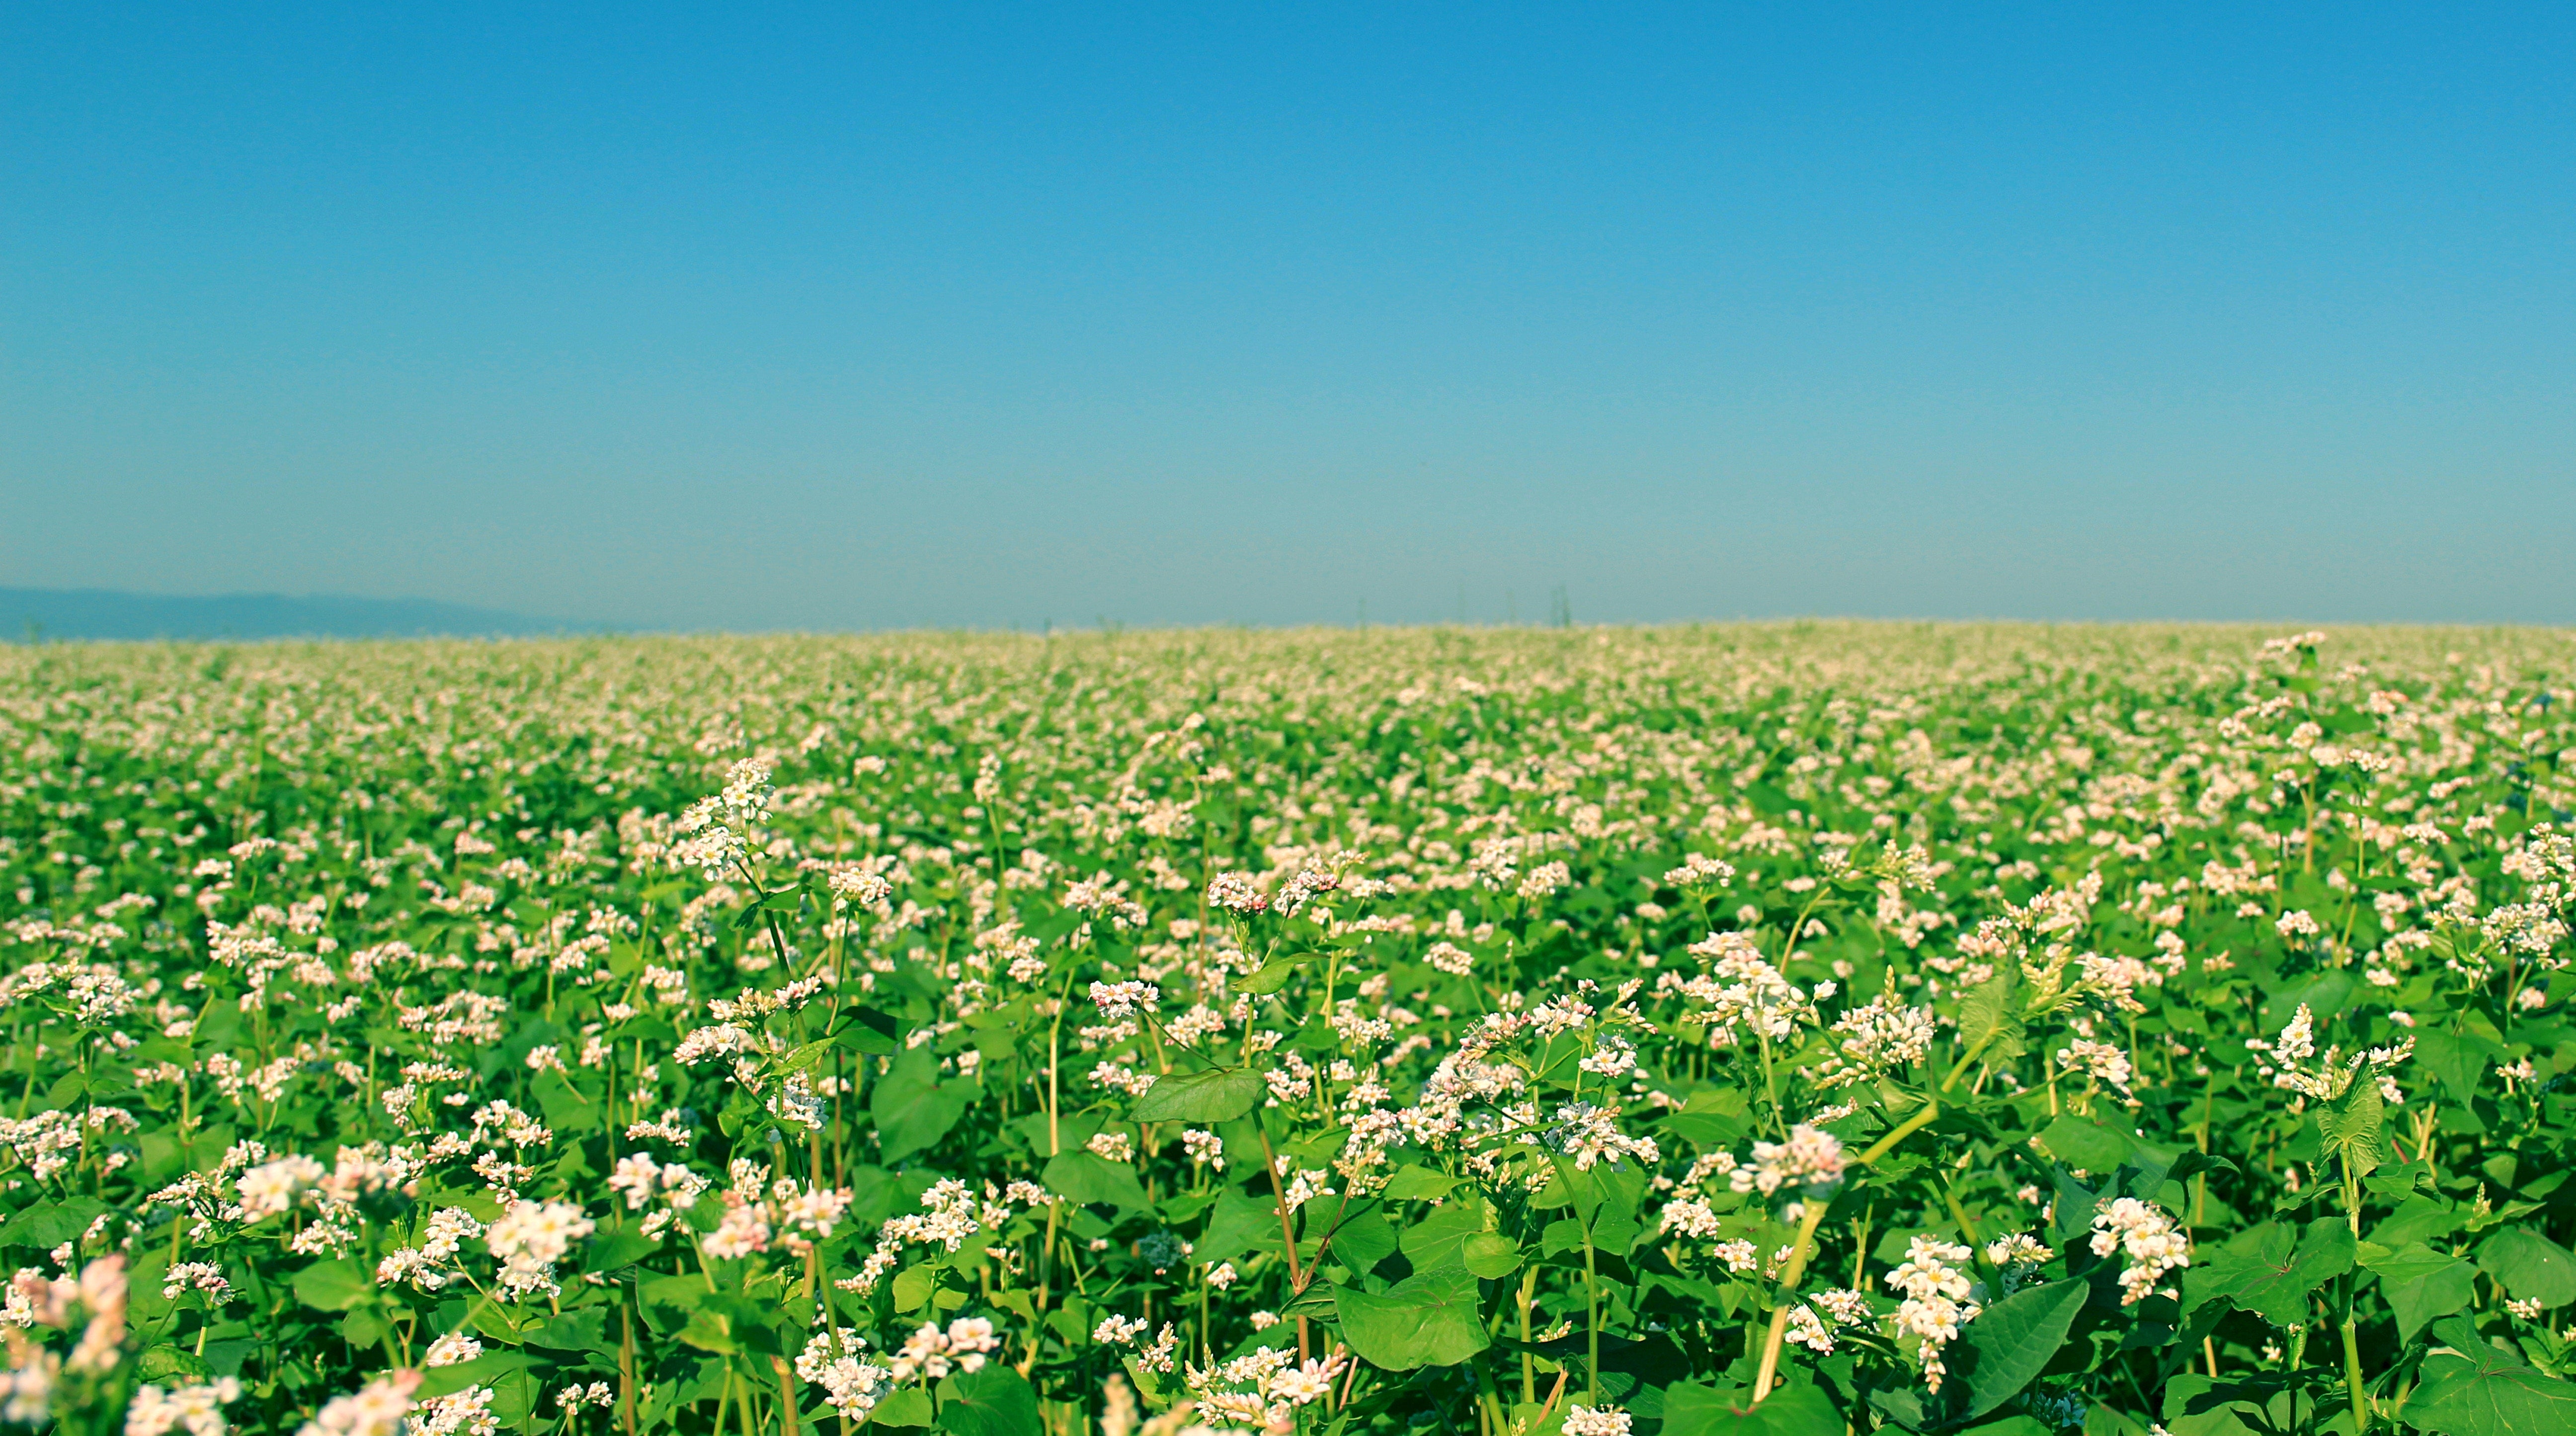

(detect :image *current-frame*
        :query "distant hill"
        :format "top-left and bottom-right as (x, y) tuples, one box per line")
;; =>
(0, 588), (599, 642)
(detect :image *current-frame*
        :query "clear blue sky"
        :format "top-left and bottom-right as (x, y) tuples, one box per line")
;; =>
(5, 3), (2571, 630)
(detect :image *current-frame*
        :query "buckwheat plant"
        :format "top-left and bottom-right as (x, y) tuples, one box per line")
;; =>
(0, 622), (2571, 1436)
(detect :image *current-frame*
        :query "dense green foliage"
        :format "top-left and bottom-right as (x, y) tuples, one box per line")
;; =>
(2, 624), (2574, 1436)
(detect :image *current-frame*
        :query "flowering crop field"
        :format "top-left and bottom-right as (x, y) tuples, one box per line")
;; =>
(4, 623), (2576, 1436)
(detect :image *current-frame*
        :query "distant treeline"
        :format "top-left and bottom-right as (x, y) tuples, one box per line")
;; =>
(0, 588), (599, 641)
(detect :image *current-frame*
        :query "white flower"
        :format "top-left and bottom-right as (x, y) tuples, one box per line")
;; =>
(125, 1378), (242, 1436)
(1205, 874), (1268, 915)
(1086, 1131), (1135, 1163)
(235, 1155), (323, 1219)
(2089, 1198), (2188, 1305)
(1564, 1405), (1631, 1436)
(485, 1199), (594, 1298)
(1727, 1124), (1847, 1197)
(1088, 982), (1159, 1019)
(1886, 1236), (1980, 1393)
(298, 1373), (422, 1436)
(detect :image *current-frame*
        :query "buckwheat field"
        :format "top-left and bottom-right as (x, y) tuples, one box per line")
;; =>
(5, 624), (2575, 1436)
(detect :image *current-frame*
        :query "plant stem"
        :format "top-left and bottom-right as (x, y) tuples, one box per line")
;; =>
(1582, 1218), (1601, 1406)
(771, 1355), (804, 1436)
(1750, 1200), (1831, 1402)
(1751, 1100), (1940, 1404)
(1254, 1112), (1311, 1363)
(1940, 1034), (1995, 1094)
(2340, 1153), (2370, 1433)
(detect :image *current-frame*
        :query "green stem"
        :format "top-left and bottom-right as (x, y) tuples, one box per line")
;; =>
(1750, 1200), (1831, 1402)
(1582, 1221), (1601, 1407)
(1941, 1032), (1996, 1094)
(1752, 1101), (1940, 1403)
(2341, 1153), (2371, 1433)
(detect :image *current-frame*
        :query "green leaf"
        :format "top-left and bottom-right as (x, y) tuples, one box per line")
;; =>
(486, 1367), (541, 1429)
(1130, 1066), (1264, 1124)
(873, 1046), (971, 1161)
(586, 1225), (658, 1272)
(1462, 1233), (1524, 1279)
(2258, 972), (2355, 1030)
(677, 1310), (739, 1353)
(1323, 1207), (1401, 1274)
(833, 1007), (905, 1055)
(938, 1364), (1043, 1436)
(1381, 1166), (1460, 1201)
(2047, 1169), (2101, 1249)
(2372, 1196), (2465, 1250)
(1955, 969), (2026, 1067)
(2037, 1115), (2129, 1174)
(138, 1345), (212, 1383)
(2476, 1227), (2576, 1308)
(1662, 1382), (1843, 1436)
(2184, 1218), (2354, 1326)
(291, 1258), (374, 1312)
(2316, 1075), (2386, 1180)
(2365, 1242), (2478, 1343)
(1955, 1277), (2089, 1420)
(0, 1196), (108, 1250)
(1332, 1268), (1491, 1369)
(1042, 1151), (1150, 1211)
(1280, 1286), (1338, 1321)
(1661, 1089), (1754, 1150)
(414, 1350), (533, 1401)
(2405, 1325), (2576, 1436)
(2161, 1374), (2285, 1436)
(1194, 1190), (1287, 1266)
(872, 1387), (936, 1428)
(892, 1266), (936, 1313)
(2414, 1029), (2503, 1105)
(527, 1308), (614, 1355)
(1401, 1197), (1491, 1272)
(1239, 953), (1316, 996)
(1954, 1418), (2050, 1436)
(640, 1272), (709, 1312)
(1278, 1283), (1339, 1315)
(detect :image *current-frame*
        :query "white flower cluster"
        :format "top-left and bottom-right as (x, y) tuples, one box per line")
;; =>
(843, 1180), (1012, 1294)
(890, 1317), (1002, 1382)
(795, 1328), (893, 1419)
(1814, 994), (1936, 1089)
(1885, 1236), (1980, 1393)
(605, 1153), (712, 1239)
(2089, 1197), (2188, 1305)
(1204, 873), (1268, 915)
(1663, 853), (1736, 892)
(298, 1372), (422, 1436)
(376, 1208), (486, 1291)
(125, 1377), (243, 1436)
(484, 1198), (595, 1300)
(1089, 981), (1160, 1020)
(1564, 1405), (1633, 1436)
(1183, 1345), (1348, 1429)
(1985, 1232), (2056, 1292)
(1540, 1101), (1661, 1172)
(1725, 1124), (1847, 1198)
(1784, 1288), (1874, 1353)
(1675, 933), (1818, 1045)
(670, 760), (773, 873)
(2247, 1004), (2411, 1103)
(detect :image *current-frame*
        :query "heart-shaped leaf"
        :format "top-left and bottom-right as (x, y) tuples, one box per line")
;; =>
(1334, 1268), (1490, 1369)
(1130, 1065), (1264, 1124)
(1955, 1277), (2089, 1419)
